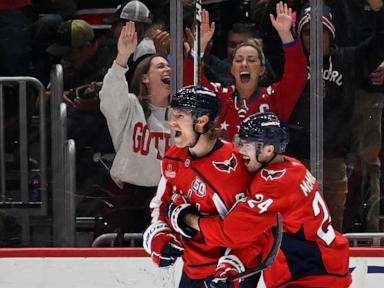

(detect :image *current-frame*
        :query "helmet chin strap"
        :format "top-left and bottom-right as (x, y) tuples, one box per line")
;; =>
(188, 129), (203, 148)
(188, 114), (210, 149)
(254, 150), (277, 172)
(188, 117), (204, 149)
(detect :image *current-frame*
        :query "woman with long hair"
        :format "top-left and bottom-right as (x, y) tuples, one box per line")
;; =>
(99, 21), (172, 234)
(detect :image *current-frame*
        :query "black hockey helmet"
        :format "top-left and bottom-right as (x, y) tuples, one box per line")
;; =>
(238, 112), (289, 154)
(171, 85), (220, 123)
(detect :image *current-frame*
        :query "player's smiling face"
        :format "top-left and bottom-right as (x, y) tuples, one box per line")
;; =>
(238, 140), (262, 172)
(238, 139), (274, 172)
(170, 108), (197, 148)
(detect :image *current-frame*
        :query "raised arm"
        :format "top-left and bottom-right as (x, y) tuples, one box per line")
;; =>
(200, 9), (216, 54)
(99, 22), (139, 150)
(116, 21), (138, 67)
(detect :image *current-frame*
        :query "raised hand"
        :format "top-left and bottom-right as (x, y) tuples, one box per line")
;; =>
(367, 0), (383, 11)
(270, 1), (294, 44)
(153, 29), (170, 57)
(370, 61), (384, 86)
(183, 27), (194, 56)
(116, 21), (138, 67)
(200, 9), (215, 53)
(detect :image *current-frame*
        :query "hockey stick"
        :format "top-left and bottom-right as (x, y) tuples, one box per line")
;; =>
(194, 0), (202, 86)
(227, 212), (283, 282)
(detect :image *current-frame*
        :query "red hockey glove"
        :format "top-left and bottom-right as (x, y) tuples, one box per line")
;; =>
(165, 193), (199, 238)
(209, 255), (245, 288)
(143, 221), (184, 268)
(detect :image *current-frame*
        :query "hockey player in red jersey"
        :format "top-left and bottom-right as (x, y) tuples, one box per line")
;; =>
(143, 85), (260, 287)
(183, 3), (307, 142)
(168, 112), (352, 288)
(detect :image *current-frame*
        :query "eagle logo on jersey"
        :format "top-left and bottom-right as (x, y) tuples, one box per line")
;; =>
(191, 177), (206, 197)
(213, 154), (238, 173)
(261, 168), (286, 181)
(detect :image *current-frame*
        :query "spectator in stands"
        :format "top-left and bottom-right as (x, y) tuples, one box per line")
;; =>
(202, 21), (284, 88)
(30, 0), (79, 85)
(323, 0), (384, 233)
(99, 21), (172, 233)
(286, 0), (384, 232)
(46, 19), (115, 196)
(349, 61), (384, 232)
(203, 23), (258, 87)
(103, 0), (156, 84)
(46, 19), (114, 94)
(185, 5), (307, 142)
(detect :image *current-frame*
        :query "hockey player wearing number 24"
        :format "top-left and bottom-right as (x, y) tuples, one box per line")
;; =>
(143, 85), (264, 288)
(176, 112), (352, 288)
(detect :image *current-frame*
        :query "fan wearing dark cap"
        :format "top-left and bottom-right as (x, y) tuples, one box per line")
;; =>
(104, 0), (156, 84)
(46, 19), (115, 104)
(46, 19), (116, 197)
(286, 0), (384, 232)
(47, 19), (96, 62)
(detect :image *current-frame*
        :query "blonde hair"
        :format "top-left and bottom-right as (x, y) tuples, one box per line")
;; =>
(233, 38), (265, 66)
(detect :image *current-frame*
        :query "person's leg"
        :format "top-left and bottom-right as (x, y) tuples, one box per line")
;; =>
(350, 89), (384, 231)
(323, 158), (348, 232)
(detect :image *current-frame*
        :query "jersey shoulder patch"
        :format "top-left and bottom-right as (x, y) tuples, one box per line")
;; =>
(212, 153), (238, 173)
(261, 168), (286, 181)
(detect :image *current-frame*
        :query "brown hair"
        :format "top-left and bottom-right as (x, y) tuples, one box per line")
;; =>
(233, 38), (266, 66)
(130, 54), (168, 119)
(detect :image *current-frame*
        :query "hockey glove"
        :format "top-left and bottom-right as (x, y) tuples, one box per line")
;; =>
(165, 193), (199, 238)
(143, 221), (184, 268)
(209, 255), (245, 288)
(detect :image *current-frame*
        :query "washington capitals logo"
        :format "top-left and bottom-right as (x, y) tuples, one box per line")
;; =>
(261, 168), (286, 181)
(213, 154), (238, 173)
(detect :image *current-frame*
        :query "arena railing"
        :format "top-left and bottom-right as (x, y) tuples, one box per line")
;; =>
(50, 65), (77, 246)
(92, 233), (143, 247)
(344, 233), (384, 247)
(0, 76), (48, 245)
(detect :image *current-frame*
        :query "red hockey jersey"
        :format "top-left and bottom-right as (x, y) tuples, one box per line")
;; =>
(184, 39), (308, 142)
(198, 156), (352, 287)
(150, 140), (253, 279)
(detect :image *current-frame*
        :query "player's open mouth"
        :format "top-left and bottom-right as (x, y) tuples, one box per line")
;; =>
(175, 131), (182, 137)
(240, 71), (251, 82)
(161, 76), (171, 85)
(242, 155), (250, 164)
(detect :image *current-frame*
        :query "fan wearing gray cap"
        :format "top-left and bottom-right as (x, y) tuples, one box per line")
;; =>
(104, 1), (156, 72)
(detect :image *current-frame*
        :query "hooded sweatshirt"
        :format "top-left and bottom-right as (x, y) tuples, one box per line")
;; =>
(286, 5), (384, 159)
